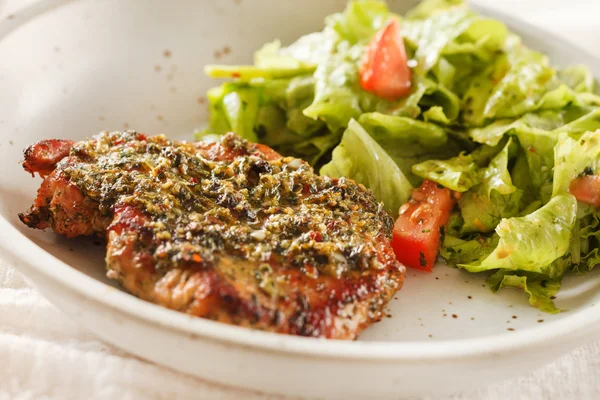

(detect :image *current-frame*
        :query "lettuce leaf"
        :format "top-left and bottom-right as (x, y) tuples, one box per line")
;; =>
(431, 57), (457, 90)
(558, 65), (596, 93)
(203, 80), (338, 165)
(204, 27), (337, 80)
(462, 36), (554, 126)
(578, 211), (600, 271)
(303, 43), (365, 132)
(327, 0), (392, 44)
(414, 77), (461, 121)
(379, 75), (460, 122)
(512, 128), (557, 202)
(205, 84), (262, 142)
(486, 39), (554, 117)
(358, 112), (462, 185)
(469, 115), (567, 202)
(402, 4), (506, 74)
(277, 130), (342, 166)
(358, 112), (448, 147)
(459, 138), (522, 233)
(553, 108), (600, 138)
(459, 194), (577, 274)
(204, 65), (315, 80)
(284, 76), (325, 136)
(278, 31), (338, 65)
(441, 234), (499, 266)
(487, 271), (562, 313)
(412, 153), (480, 192)
(320, 119), (412, 217)
(406, 0), (464, 20)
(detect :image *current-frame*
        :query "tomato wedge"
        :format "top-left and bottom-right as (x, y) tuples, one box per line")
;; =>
(391, 180), (456, 271)
(570, 175), (600, 207)
(360, 19), (412, 100)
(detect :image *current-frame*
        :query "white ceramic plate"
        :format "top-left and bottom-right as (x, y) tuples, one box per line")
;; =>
(1, 1), (600, 398)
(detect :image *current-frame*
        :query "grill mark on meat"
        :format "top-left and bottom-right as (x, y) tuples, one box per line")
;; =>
(19, 131), (405, 339)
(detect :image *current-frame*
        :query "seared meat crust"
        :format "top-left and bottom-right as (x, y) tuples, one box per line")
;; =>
(20, 131), (405, 339)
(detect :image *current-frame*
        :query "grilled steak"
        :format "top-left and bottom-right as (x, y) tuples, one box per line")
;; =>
(20, 131), (405, 339)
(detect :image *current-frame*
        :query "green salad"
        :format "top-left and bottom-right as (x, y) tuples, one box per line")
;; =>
(199, 0), (600, 313)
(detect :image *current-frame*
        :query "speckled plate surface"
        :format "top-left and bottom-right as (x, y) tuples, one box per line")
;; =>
(1, 1), (600, 398)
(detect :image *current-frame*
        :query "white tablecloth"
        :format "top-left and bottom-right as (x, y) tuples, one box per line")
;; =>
(2, 1), (600, 399)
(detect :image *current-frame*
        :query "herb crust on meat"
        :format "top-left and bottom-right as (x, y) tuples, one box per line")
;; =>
(20, 131), (405, 339)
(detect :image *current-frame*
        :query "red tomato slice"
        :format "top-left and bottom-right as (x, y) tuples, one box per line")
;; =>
(570, 175), (600, 207)
(391, 181), (456, 271)
(360, 19), (412, 100)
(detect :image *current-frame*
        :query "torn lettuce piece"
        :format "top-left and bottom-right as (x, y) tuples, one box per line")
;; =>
(553, 108), (600, 138)
(512, 127), (557, 202)
(469, 116), (559, 202)
(470, 119), (520, 147)
(303, 43), (365, 132)
(431, 57), (457, 90)
(406, 0), (464, 20)
(536, 84), (577, 111)
(459, 138), (521, 233)
(216, 86), (261, 142)
(326, 0), (392, 44)
(510, 148), (537, 209)
(483, 38), (554, 118)
(204, 65), (316, 80)
(459, 194), (577, 274)
(522, 107), (592, 131)
(441, 234), (499, 266)
(358, 112), (461, 185)
(417, 78), (461, 121)
(442, 18), (507, 64)
(461, 58), (508, 127)
(558, 65), (596, 93)
(204, 79), (292, 140)
(277, 130), (342, 166)
(278, 30), (339, 66)
(423, 106), (451, 124)
(462, 36), (555, 126)
(205, 79), (290, 139)
(253, 40), (317, 70)
(487, 271), (562, 313)
(384, 77), (429, 119)
(412, 153), (480, 192)
(402, 4), (506, 74)
(358, 112), (448, 148)
(252, 104), (339, 166)
(470, 138), (508, 167)
(577, 211), (600, 271)
(206, 85), (234, 136)
(202, 99), (338, 167)
(205, 27), (337, 80)
(320, 119), (412, 217)
(459, 189), (523, 234)
(284, 76), (325, 137)
(380, 75), (460, 122)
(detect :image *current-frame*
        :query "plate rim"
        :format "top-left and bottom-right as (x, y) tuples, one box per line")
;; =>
(1, 0), (599, 362)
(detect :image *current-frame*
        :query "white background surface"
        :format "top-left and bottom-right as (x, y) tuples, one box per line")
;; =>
(1, 1), (600, 399)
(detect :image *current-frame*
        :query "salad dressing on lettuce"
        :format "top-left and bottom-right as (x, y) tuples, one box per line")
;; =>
(201, 0), (600, 313)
